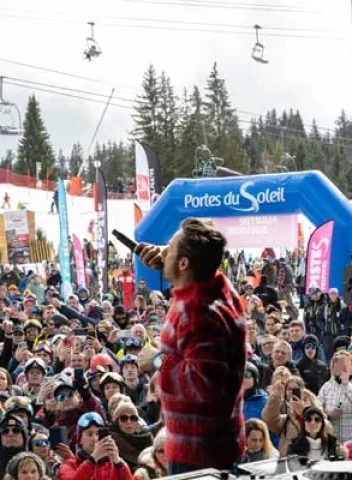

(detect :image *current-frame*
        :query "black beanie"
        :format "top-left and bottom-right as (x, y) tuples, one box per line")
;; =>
(333, 336), (350, 353)
(303, 334), (319, 347)
(302, 406), (325, 427)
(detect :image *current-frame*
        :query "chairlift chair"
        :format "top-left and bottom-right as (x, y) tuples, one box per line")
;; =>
(84, 22), (102, 61)
(252, 25), (269, 64)
(0, 77), (23, 135)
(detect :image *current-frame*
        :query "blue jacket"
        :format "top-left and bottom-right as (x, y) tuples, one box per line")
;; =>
(244, 390), (268, 421)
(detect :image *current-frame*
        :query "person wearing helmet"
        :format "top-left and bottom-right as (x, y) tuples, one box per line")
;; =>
(120, 355), (148, 408)
(24, 319), (42, 350)
(87, 366), (109, 400)
(90, 353), (115, 371)
(4, 396), (34, 431)
(99, 372), (125, 420)
(22, 358), (46, 406)
(59, 412), (133, 480)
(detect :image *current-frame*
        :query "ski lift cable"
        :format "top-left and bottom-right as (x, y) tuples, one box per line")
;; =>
(4, 81), (134, 110)
(122, 0), (320, 14)
(0, 2), (313, 13)
(0, 12), (344, 38)
(0, 58), (140, 93)
(3, 77), (139, 104)
(235, 110), (350, 137)
(0, 7), (336, 33)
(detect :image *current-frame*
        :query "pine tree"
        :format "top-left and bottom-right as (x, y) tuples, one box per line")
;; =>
(204, 62), (235, 155)
(133, 64), (160, 145)
(15, 95), (56, 178)
(156, 72), (179, 182)
(69, 143), (84, 176)
(0, 149), (16, 170)
(177, 88), (204, 177)
(57, 149), (68, 178)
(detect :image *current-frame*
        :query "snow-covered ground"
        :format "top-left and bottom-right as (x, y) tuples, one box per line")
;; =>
(0, 184), (135, 256)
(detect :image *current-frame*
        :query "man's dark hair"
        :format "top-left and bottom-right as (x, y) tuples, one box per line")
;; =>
(177, 218), (227, 282)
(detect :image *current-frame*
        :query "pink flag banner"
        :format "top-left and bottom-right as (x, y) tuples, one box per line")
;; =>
(305, 220), (334, 294)
(72, 234), (86, 289)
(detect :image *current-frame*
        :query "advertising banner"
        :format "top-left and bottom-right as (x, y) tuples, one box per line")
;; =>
(58, 178), (72, 301)
(72, 234), (86, 288)
(4, 211), (31, 264)
(305, 220), (334, 293)
(135, 140), (151, 212)
(212, 214), (298, 249)
(96, 169), (108, 299)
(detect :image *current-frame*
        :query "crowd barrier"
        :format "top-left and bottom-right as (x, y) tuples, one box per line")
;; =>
(0, 168), (137, 200)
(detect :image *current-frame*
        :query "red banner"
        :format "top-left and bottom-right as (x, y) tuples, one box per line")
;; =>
(305, 220), (334, 293)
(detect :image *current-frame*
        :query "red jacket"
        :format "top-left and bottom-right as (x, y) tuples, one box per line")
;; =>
(59, 457), (133, 480)
(159, 271), (246, 468)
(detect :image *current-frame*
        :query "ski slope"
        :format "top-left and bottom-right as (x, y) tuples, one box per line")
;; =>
(0, 184), (135, 256)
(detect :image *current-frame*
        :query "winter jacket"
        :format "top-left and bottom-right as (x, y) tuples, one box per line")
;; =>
(110, 428), (154, 473)
(59, 454), (133, 480)
(296, 356), (330, 396)
(304, 299), (325, 338)
(261, 394), (302, 457)
(124, 380), (148, 408)
(318, 298), (349, 336)
(26, 280), (45, 304)
(244, 390), (268, 421)
(0, 270), (20, 287)
(287, 433), (341, 460)
(159, 271), (246, 468)
(254, 285), (279, 309)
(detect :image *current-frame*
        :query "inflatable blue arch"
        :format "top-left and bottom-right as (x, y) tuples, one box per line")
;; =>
(135, 170), (352, 292)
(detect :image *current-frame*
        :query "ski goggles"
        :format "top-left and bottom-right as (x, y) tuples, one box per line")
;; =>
(32, 438), (49, 448)
(55, 391), (75, 402)
(34, 344), (52, 355)
(78, 412), (105, 430)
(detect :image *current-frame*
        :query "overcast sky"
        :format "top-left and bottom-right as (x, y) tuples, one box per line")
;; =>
(0, 0), (351, 160)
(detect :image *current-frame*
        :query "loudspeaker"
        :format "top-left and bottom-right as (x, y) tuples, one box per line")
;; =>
(343, 265), (352, 305)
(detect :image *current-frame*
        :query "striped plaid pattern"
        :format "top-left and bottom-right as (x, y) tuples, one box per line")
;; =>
(318, 379), (352, 443)
(159, 272), (246, 468)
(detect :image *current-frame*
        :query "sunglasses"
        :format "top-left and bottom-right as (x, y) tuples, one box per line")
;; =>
(55, 391), (75, 402)
(305, 416), (322, 424)
(32, 439), (49, 447)
(304, 343), (317, 350)
(244, 371), (253, 379)
(156, 449), (165, 454)
(13, 331), (24, 336)
(1, 426), (22, 435)
(119, 414), (138, 423)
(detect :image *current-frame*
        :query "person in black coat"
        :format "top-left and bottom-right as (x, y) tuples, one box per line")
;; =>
(296, 335), (330, 396)
(254, 275), (280, 309)
(287, 406), (344, 462)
